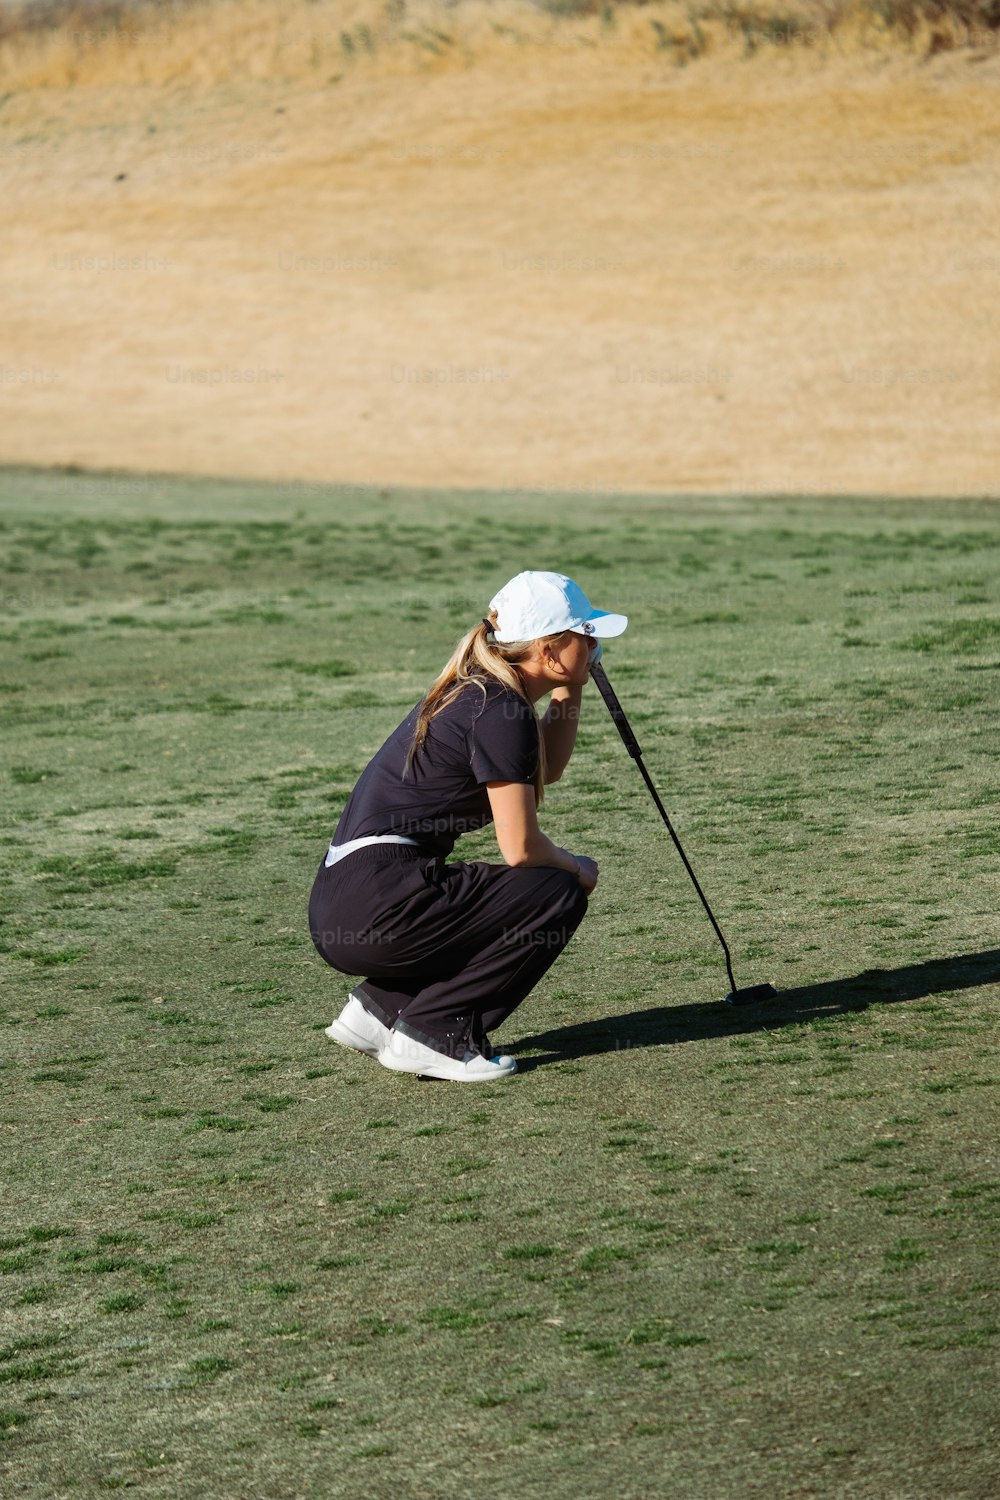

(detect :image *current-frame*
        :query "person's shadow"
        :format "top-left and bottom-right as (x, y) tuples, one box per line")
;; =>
(511, 948), (1000, 1070)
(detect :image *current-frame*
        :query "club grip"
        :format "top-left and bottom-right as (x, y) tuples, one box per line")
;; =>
(589, 661), (643, 760)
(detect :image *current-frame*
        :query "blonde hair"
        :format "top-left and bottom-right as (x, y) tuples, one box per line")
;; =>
(403, 611), (574, 806)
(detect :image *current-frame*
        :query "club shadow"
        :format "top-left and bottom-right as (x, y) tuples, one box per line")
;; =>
(508, 947), (1000, 1072)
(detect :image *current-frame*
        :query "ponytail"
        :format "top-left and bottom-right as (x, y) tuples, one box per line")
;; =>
(403, 612), (573, 806)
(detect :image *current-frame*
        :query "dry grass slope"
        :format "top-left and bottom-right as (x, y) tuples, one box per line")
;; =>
(1, 0), (999, 495)
(1, 0), (999, 88)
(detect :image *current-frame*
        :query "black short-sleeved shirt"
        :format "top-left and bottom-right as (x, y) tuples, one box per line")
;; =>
(331, 677), (540, 858)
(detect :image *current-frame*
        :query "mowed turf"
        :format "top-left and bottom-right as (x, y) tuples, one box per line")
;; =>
(1, 468), (998, 1500)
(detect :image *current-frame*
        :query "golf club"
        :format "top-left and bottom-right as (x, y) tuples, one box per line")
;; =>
(589, 659), (776, 1006)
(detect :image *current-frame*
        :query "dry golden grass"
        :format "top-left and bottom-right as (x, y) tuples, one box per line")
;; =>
(2, 0), (997, 89)
(1, 0), (999, 495)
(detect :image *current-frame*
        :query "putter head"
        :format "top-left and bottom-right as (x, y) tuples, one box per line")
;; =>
(725, 982), (777, 1007)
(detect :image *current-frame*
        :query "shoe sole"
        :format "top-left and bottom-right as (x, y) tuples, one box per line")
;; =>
(325, 1019), (381, 1057)
(379, 1049), (517, 1082)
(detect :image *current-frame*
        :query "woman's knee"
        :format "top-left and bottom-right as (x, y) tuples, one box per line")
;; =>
(549, 867), (588, 922)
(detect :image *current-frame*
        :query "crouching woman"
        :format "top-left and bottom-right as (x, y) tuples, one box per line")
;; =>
(308, 570), (627, 1083)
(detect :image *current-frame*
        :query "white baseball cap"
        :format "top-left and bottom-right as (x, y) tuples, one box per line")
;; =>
(489, 571), (628, 645)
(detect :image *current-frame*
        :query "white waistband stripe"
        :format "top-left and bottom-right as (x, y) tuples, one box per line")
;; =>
(324, 834), (419, 868)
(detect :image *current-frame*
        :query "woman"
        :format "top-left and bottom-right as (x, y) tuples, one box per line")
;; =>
(308, 569), (628, 1083)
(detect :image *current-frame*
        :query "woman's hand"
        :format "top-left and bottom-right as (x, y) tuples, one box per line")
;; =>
(574, 855), (599, 894)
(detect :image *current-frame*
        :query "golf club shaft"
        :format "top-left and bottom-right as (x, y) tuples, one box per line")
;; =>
(589, 660), (739, 997)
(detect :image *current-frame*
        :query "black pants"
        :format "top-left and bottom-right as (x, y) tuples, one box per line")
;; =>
(308, 844), (588, 1059)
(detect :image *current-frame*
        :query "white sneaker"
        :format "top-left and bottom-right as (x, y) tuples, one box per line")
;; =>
(379, 1030), (517, 1082)
(325, 993), (390, 1058)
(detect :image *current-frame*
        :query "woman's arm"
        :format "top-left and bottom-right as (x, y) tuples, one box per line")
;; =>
(539, 683), (583, 783)
(487, 781), (587, 882)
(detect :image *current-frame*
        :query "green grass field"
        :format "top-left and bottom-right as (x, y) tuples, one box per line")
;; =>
(1, 468), (998, 1500)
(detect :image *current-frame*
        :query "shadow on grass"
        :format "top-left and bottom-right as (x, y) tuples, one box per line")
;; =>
(512, 948), (1000, 1070)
